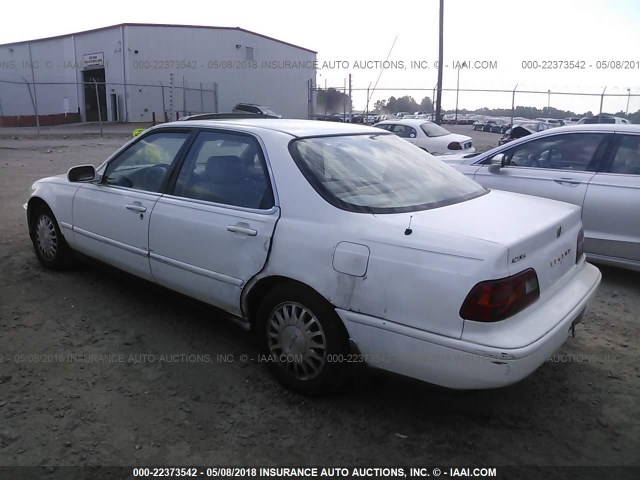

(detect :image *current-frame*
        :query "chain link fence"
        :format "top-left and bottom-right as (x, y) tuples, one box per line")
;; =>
(310, 84), (640, 123)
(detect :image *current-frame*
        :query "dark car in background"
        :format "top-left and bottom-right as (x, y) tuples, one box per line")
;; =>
(233, 103), (281, 118)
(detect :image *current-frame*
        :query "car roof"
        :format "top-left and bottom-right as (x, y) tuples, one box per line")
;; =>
(468, 124), (640, 163)
(546, 124), (638, 132)
(376, 119), (431, 126)
(151, 118), (383, 137)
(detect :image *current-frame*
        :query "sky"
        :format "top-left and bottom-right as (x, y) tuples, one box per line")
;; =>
(2, 0), (640, 114)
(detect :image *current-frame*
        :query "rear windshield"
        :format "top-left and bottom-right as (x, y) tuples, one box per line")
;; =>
(289, 133), (486, 214)
(420, 123), (450, 137)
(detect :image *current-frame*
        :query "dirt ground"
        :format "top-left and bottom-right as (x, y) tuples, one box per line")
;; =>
(0, 125), (639, 473)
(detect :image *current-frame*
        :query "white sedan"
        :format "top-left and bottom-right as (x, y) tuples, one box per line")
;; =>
(374, 118), (475, 155)
(26, 119), (600, 395)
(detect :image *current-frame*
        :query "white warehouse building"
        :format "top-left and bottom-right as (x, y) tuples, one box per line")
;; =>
(0, 23), (317, 126)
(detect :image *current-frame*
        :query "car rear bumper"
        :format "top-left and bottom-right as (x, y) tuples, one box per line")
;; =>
(337, 262), (601, 389)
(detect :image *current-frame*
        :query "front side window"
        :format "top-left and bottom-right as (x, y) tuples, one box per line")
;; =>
(172, 131), (273, 209)
(608, 135), (640, 175)
(499, 133), (607, 170)
(103, 132), (189, 192)
(289, 133), (486, 213)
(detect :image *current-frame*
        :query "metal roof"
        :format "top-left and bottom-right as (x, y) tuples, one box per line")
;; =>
(0, 23), (316, 54)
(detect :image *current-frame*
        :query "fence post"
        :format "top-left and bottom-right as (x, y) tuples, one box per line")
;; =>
(213, 82), (219, 113)
(160, 81), (166, 120)
(511, 84), (518, 127)
(93, 79), (103, 138)
(599, 87), (607, 122)
(22, 77), (40, 134)
(182, 77), (186, 114)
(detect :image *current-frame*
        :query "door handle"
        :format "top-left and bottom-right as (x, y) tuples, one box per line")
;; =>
(227, 225), (257, 236)
(553, 178), (580, 186)
(126, 204), (147, 213)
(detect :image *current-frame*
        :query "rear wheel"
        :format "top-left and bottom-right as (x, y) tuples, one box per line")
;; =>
(31, 205), (74, 270)
(256, 283), (351, 395)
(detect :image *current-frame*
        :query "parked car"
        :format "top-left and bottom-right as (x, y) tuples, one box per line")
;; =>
(442, 114), (457, 124)
(25, 119), (600, 394)
(482, 119), (500, 132)
(361, 114), (378, 124)
(564, 117), (583, 125)
(374, 119), (475, 155)
(578, 115), (631, 125)
(313, 114), (343, 122)
(489, 119), (510, 133)
(473, 117), (488, 131)
(232, 103), (281, 118)
(446, 124), (640, 271)
(498, 121), (549, 145)
(535, 118), (565, 128)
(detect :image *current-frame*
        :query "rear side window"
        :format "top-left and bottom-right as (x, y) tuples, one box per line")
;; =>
(391, 124), (417, 138)
(608, 135), (640, 175)
(172, 131), (273, 209)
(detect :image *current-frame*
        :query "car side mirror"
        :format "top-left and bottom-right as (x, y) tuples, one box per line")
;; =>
(487, 154), (506, 173)
(68, 165), (96, 183)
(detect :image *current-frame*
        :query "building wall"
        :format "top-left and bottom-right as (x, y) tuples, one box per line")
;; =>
(123, 25), (315, 120)
(0, 24), (316, 125)
(0, 37), (79, 122)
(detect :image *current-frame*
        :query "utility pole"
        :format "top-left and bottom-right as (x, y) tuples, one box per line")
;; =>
(435, 0), (444, 125)
(547, 89), (551, 112)
(348, 74), (352, 123)
(454, 66), (460, 124)
(626, 88), (631, 116)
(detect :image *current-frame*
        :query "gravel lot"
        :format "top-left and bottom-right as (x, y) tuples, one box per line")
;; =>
(0, 124), (638, 473)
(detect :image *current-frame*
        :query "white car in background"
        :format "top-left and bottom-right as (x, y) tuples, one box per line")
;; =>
(578, 115), (631, 125)
(535, 118), (565, 128)
(374, 119), (476, 155)
(446, 124), (640, 271)
(564, 117), (583, 125)
(26, 119), (599, 395)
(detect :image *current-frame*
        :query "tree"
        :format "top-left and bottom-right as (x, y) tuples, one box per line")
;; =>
(374, 99), (387, 111)
(628, 109), (640, 124)
(316, 88), (351, 114)
(419, 96), (434, 113)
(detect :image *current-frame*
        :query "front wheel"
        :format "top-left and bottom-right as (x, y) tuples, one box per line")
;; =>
(31, 205), (75, 270)
(256, 283), (351, 395)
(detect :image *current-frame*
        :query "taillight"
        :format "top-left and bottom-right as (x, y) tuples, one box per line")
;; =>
(576, 227), (585, 263)
(447, 141), (462, 150)
(460, 269), (540, 322)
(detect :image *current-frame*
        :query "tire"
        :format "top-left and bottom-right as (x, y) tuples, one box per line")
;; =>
(31, 205), (75, 270)
(255, 283), (351, 395)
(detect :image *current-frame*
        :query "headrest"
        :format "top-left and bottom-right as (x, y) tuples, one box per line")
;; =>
(205, 156), (243, 183)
